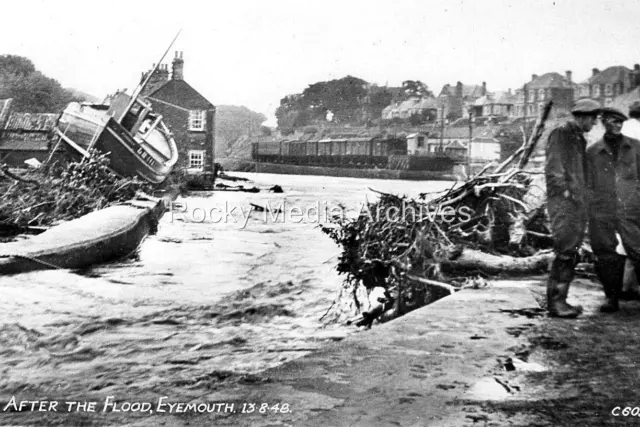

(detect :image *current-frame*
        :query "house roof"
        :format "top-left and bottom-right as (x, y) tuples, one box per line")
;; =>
(443, 126), (474, 139)
(445, 140), (467, 149)
(406, 97), (439, 110)
(439, 84), (485, 99)
(441, 125), (498, 139)
(0, 138), (49, 151)
(384, 97), (440, 114)
(4, 112), (58, 132)
(0, 111), (57, 152)
(589, 65), (631, 85)
(527, 72), (571, 89)
(610, 86), (640, 115)
(494, 91), (517, 104)
(148, 79), (215, 110)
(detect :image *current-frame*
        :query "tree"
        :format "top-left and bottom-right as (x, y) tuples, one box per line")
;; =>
(0, 55), (36, 77)
(276, 76), (369, 129)
(0, 54), (84, 113)
(402, 80), (434, 99)
(260, 126), (272, 136)
(215, 105), (267, 158)
(366, 87), (393, 121)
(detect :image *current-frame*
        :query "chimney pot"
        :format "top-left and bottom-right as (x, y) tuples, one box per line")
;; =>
(565, 70), (572, 82)
(531, 74), (538, 81)
(592, 68), (600, 76)
(172, 51), (184, 81)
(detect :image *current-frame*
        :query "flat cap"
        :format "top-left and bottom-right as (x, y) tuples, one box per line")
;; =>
(628, 100), (640, 117)
(600, 107), (628, 121)
(571, 98), (601, 115)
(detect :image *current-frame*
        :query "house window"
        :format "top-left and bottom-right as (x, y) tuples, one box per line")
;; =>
(528, 90), (535, 102)
(188, 150), (205, 170)
(593, 85), (601, 98)
(605, 84), (613, 96)
(417, 136), (425, 148)
(580, 85), (590, 97)
(188, 110), (206, 131)
(538, 89), (545, 101)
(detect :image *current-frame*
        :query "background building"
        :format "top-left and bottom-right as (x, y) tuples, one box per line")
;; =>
(140, 52), (217, 180)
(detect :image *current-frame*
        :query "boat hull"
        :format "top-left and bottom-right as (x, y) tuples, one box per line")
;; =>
(99, 119), (173, 184)
(56, 103), (178, 184)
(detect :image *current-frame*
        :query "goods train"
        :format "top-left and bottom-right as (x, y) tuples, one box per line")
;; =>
(251, 133), (456, 172)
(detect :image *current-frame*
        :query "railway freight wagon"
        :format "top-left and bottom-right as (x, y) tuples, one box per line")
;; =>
(251, 133), (455, 172)
(252, 135), (410, 169)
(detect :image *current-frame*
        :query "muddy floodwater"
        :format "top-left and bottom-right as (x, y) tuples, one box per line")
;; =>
(0, 173), (452, 425)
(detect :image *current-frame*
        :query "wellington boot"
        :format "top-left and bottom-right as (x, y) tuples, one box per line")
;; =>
(547, 279), (582, 318)
(595, 254), (625, 314)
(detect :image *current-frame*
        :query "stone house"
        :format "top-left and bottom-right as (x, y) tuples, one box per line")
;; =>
(515, 72), (573, 118)
(381, 97), (439, 121)
(140, 52), (216, 180)
(575, 65), (640, 107)
(472, 90), (517, 118)
(437, 82), (487, 121)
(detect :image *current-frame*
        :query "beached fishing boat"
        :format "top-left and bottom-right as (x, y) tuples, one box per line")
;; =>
(55, 94), (178, 184)
(53, 34), (180, 184)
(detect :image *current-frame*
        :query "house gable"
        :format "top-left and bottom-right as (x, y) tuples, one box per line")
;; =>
(148, 79), (214, 111)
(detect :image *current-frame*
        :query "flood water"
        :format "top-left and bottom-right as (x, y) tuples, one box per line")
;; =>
(0, 173), (453, 408)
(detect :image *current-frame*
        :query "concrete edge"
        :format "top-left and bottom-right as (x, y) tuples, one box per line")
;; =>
(0, 188), (180, 275)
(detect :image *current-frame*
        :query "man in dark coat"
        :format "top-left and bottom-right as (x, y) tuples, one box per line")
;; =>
(587, 107), (640, 312)
(545, 98), (600, 318)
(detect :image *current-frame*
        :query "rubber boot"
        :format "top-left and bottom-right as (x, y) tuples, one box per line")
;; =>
(547, 279), (583, 318)
(621, 261), (640, 300)
(595, 254), (626, 313)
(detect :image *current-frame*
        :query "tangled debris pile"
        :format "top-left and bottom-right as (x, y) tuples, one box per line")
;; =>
(321, 102), (560, 327)
(0, 152), (151, 236)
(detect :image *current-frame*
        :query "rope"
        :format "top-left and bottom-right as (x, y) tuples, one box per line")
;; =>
(10, 254), (64, 270)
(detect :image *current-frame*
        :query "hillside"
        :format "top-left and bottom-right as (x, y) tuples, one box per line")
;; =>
(0, 55), (87, 113)
(215, 105), (267, 160)
(65, 88), (100, 103)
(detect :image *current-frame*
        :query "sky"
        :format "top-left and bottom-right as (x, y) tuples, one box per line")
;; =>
(2, 0), (640, 125)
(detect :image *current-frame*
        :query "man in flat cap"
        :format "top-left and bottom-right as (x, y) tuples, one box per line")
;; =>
(545, 99), (600, 318)
(587, 107), (640, 312)
(622, 100), (640, 140)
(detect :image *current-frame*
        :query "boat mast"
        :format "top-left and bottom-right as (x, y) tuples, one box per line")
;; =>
(118, 30), (182, 123)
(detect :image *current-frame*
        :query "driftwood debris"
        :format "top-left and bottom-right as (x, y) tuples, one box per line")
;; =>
(321, 101), (557, 327)
(0, 166), (40, 187)
(218, 173), (250, 182)
(250, 203), (283, 214)
(441, 248), (553, 275)
(214, 183), (260, 193)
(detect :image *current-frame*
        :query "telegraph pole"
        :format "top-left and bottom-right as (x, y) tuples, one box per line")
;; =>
(439, 107), (445, 152)
(468, 108), (473, 174)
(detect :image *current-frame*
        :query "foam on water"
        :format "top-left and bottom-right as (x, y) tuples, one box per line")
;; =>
(0, 173), (454, 396)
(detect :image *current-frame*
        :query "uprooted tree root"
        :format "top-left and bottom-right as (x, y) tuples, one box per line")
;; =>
(321, 101), (571, 327)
